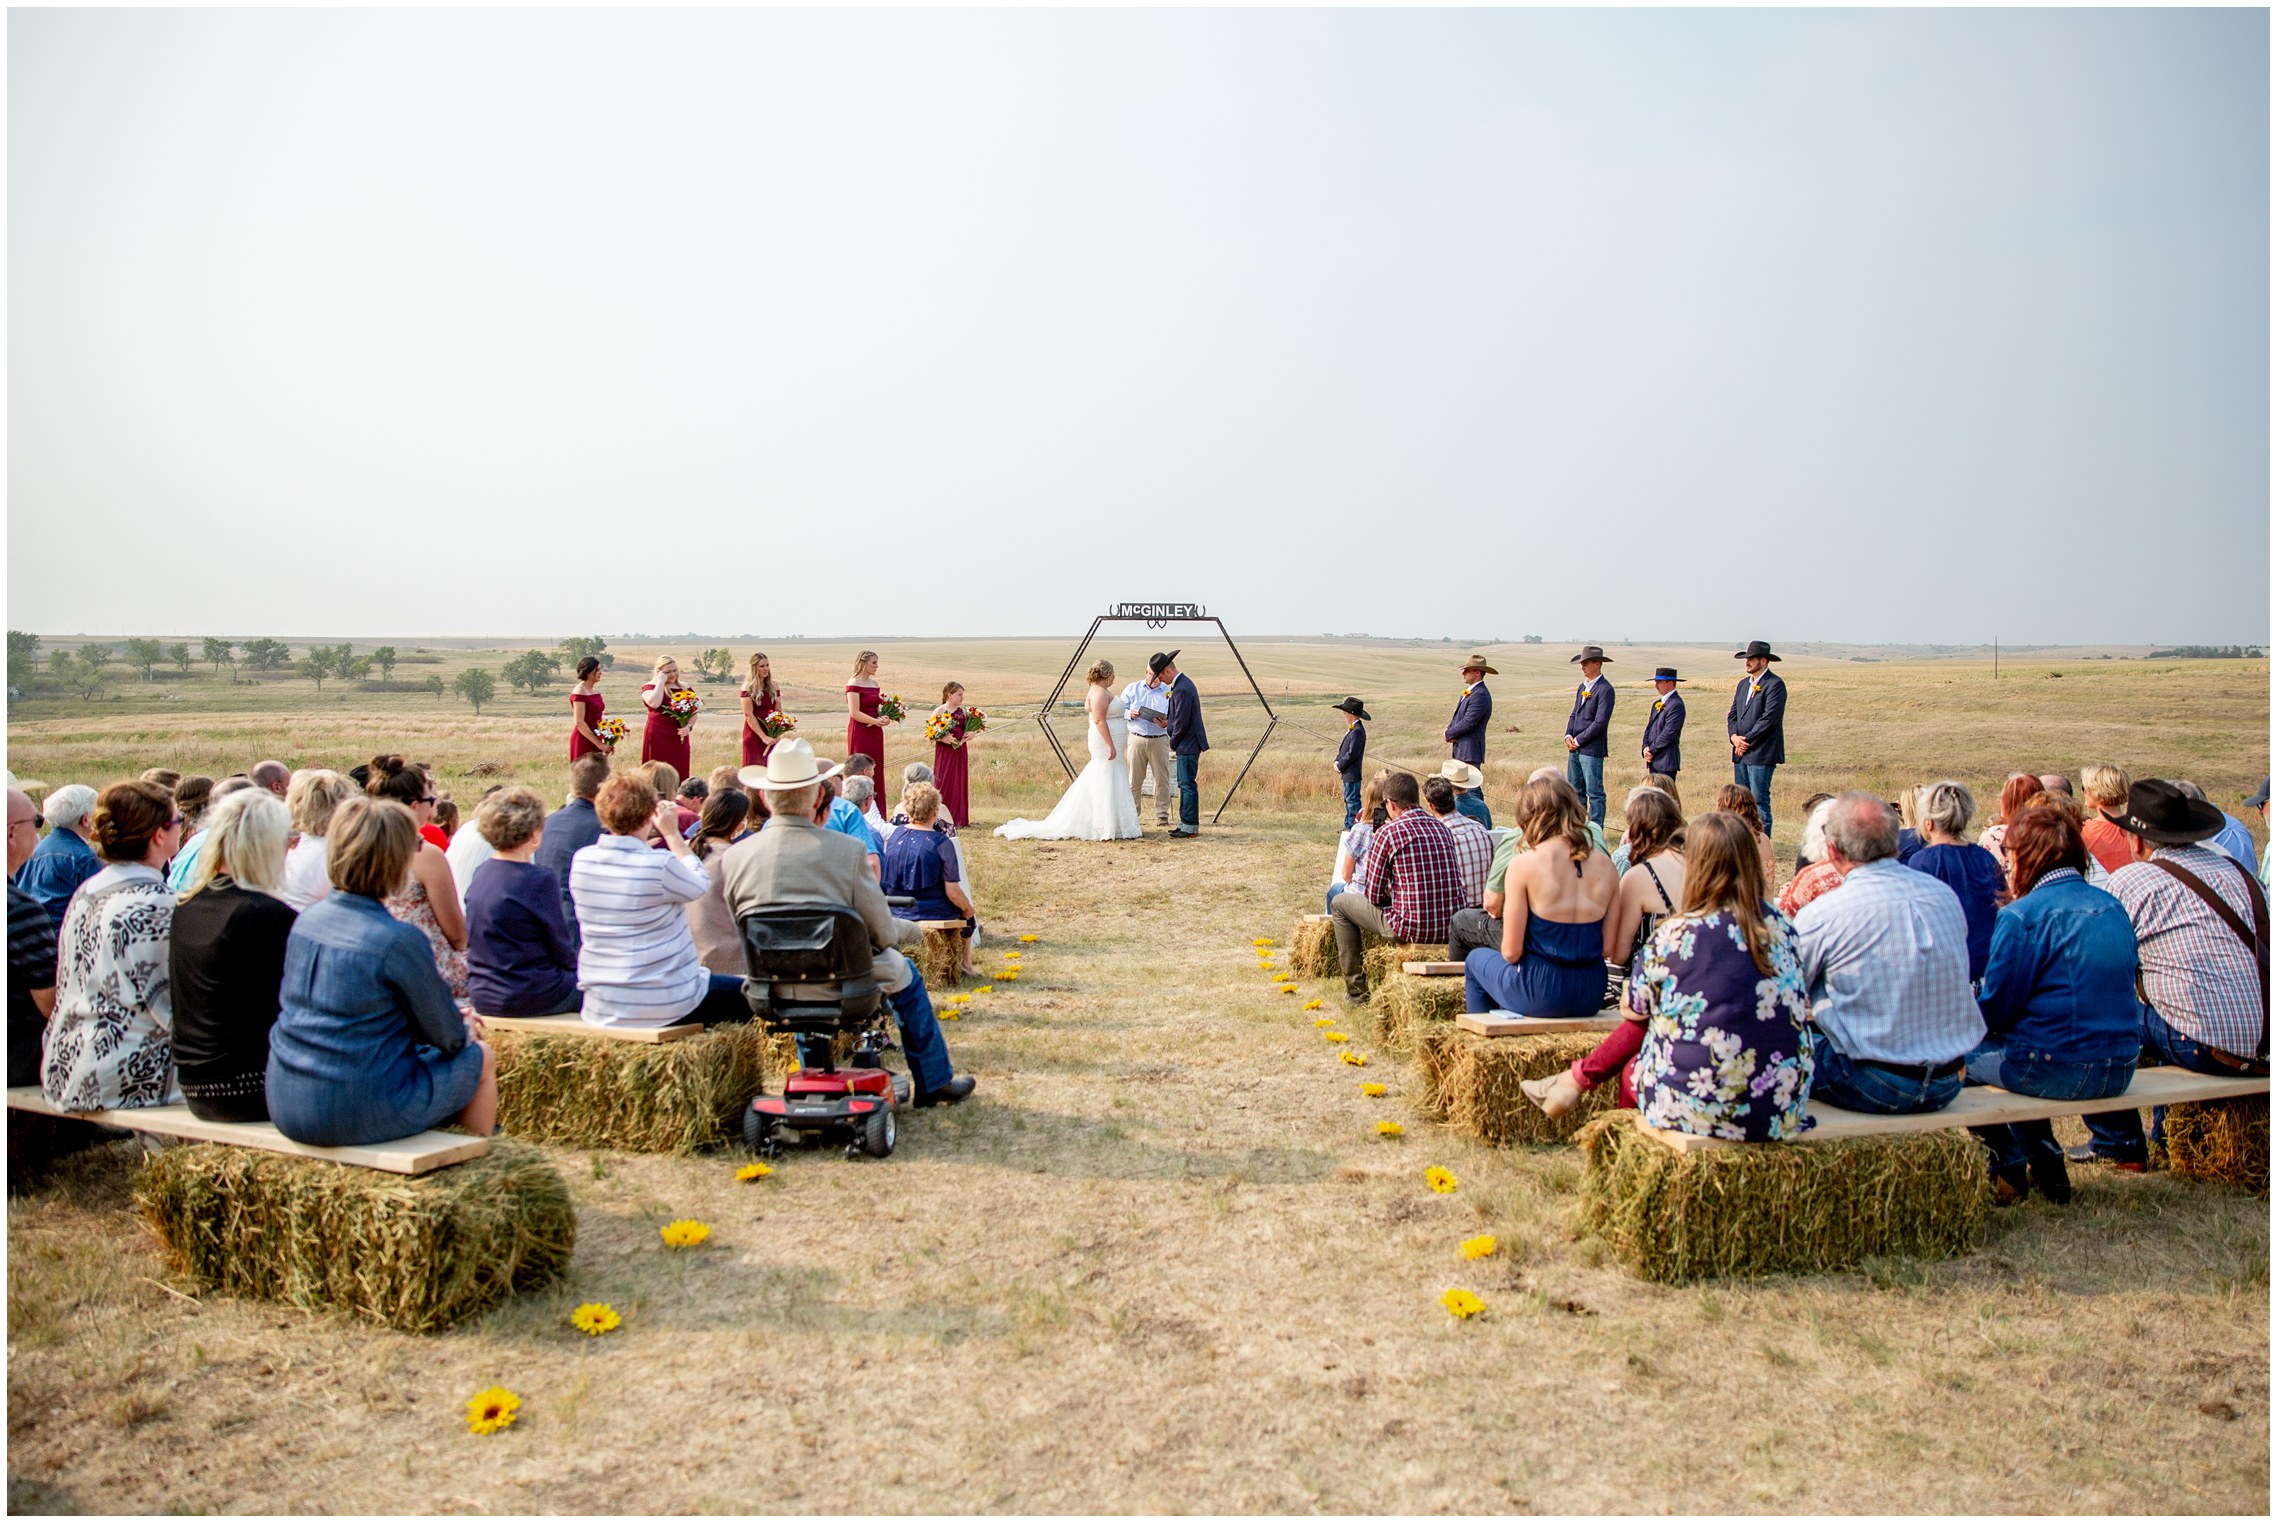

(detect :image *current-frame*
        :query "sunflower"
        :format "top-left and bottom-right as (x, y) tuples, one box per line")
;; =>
(942, 1011), (961, 1020)
(1460, 1234), (1498, 1261)
(1019, 934), (1039, 943)
(465, 1385), (522, 1435)
(973, 986), (993, 995)
(1324, 1031), (1349, 1043)
(1425, 1166), (1458, 1194)
(659, 1219), (711, 1248)
(1341, 1051), (1367, 1067)
(1377, 1121), (1404, 1138)
(570, 1302), (621, 1337)
(1302, 998), (1323, 1011)
(1314, 1017), (1334, 1027)
(1361, 1082), (1388, 1097)
(735, 1161), (773, 1181)
(1440, 1288), (1485, 1320)
(1281, 986), (1299, 995)
(998, 971), (1019, 981)
(1253, 938), (1275, 947)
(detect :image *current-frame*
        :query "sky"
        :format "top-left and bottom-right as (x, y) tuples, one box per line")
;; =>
(8, 8), (2269, 645)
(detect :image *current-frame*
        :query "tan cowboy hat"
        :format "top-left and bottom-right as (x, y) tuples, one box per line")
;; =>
(738, 737), (842, 792)
(1436, 759), (1485, 791)
(1459, 654), (1499, 675)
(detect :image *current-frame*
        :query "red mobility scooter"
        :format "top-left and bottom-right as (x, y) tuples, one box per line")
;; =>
(738, 904), (914, 1160)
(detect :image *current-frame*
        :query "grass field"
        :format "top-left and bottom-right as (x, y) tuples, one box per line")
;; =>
(5, 638), (2270, 1513)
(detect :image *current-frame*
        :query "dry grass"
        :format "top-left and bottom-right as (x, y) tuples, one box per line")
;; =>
(5, 640), (2270, 1512)
(491, 1024), (778, 1155)
(2167, 1098), (2271, 1194)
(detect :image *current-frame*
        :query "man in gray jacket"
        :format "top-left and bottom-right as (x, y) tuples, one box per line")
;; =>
(723, 740), (974, 1107)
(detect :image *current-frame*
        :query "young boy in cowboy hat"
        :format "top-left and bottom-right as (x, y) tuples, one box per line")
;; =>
(1727, 640), (1787, 833)
(1444, 656), (1496, 829)
(1564, 645), (1615, 827)
(1639, 667), (1686, 809)
(1333, 697), (1371, 829)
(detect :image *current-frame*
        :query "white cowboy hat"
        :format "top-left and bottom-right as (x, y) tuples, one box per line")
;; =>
(738, 737), (842, 793)
(1436, 760), (1485, 791)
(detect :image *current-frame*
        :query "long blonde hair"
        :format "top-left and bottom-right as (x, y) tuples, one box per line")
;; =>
(1681, 812), (1777, 975)
(651, 654), (680, 687)
(1516, 777), (1591, 864)
(183, 788), (291, 901)
(746, 652), (777, 708)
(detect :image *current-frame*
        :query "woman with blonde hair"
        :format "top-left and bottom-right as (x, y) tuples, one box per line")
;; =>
(844, 650), (892, 795)
(42, 781), (186, 1112)
(170, 789), (297, 1122)
(1462, 777), (1619, 1018)
(740, 652), (785, 769)
(280, 769), (357, 911)
(929, 680), (978, 828)
(640, 653), (694, 778)
(1327, 772), (1387, 914)
(995, 659), (1140, 841)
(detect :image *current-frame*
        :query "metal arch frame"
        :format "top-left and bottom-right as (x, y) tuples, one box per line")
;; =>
(1035, 610), (1277, 826)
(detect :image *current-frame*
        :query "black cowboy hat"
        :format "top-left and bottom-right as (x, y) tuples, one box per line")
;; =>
(1648, 667), (1683, 683)
(2245, 777), (2270, 810)
(2110, 779), (2226, 845)
(1148, 650), (1179, 676)
(1569, 645), (1612, 664)
(1733, 640), (1781, 662)
(1333, 697), (1371, 721)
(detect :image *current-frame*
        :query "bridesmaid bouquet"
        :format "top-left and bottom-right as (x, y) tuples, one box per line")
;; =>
(595, 716), (629, 749)
(959, 706), (986, 734)
(759, 710), (798, 740)
(663, 688), (703, 730)
(923, 712), (955, 743)
(877, 694), (906, 723)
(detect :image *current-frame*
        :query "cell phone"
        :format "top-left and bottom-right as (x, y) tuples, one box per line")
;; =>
(1371, 804), (1388, 829)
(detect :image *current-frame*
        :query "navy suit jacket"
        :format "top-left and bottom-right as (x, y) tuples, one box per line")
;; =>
(1444, 683), (1491, 766)
(1640, 691), (1686, 774)
(1335, 721), (1367, 778)
(532, 797), (604, 947)
(1168, 674), (1209, 756)
(1726, 672), (1788, 767)
(1564, 677), (1614, 758)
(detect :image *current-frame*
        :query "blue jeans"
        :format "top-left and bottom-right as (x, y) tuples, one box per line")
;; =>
(885, 975), (956, 1096)
(1326, 880), (1349, 916)
(1964, 1040), (2136, 1180)
(1566, 752), (1606, 826)
(1453, 788), (1492, 831)
(1342, 774), (1362, 830)
(1808, 1031), (1963, 1115)
(1734, 761), (1776, 835)
(1174, 753), (1200, 831)
(2080, 1005), (2264, 1163)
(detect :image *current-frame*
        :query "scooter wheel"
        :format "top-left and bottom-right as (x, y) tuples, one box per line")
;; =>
(742, 1103), (770, 1154)
(860, 1102), (896, 1159)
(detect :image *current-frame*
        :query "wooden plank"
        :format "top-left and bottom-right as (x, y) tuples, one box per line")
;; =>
(477, 1014), (701, 1043)
(917, 920), (965, 932)
(1300, 914), (1330, 924)
(1640, 1067), (2273, 1154)
(1401, 961), (1464, 977)
(3, 1087), (487, 1175)
(1455, 1010), (1623, 1036)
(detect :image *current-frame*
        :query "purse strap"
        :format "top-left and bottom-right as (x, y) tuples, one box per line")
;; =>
(2150, 856), (2271, 1060)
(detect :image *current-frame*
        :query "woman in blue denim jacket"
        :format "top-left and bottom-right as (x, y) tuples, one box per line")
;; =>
(266, 798), (496, 1146)
(1967, 801), (2141, 1205)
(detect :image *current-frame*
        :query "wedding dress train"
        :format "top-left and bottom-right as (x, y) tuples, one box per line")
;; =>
(994, 713), (1143, 842)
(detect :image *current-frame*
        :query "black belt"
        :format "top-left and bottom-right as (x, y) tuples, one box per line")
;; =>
(1856, 1056), (1966, 1083)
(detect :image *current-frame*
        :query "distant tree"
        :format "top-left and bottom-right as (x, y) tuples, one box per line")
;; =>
(453, 667), (498, 715)
(1522, 634), (1544, 644)
(7, 630), (40, 689)
(124, 637), (164, 682)
(51, 649), (107, 699)
(202, 636), (233, 673)
(77, 643), (114, 682)
(424, 674), (445, 701)
(693, 648), (736, 684)
(298, 647), (337, 691)
(371, 645), (399, 680)
(241, 638), (291, 672)
(557, 636), (614, 672)
(168, 641), (192, 674)
(343, 655), (372, 682)
(502, 650), (560, 694)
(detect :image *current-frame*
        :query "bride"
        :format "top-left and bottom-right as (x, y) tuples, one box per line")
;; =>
(995, 659), (1142, 842)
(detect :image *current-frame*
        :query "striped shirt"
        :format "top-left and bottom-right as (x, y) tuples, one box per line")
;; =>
(2108, 844), (2265, 1059)
(1437, 810), (1495, 910)
(1793, 859), (1984, 1066)
(568, 835), (712, 1028)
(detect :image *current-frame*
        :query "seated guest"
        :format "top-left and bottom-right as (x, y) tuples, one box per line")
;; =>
(570, 771), (752, 1029)
(1524, 812), (1812, 1136)
(1611, 779), (1678, 874)
(1329, 771), (1461, 1005)
(2176, 780), (2259, 876)
(1893, 787), (1925, 864)
(252, 759), (292, 801)
(722, 739), (975, 1106)
(464, 787), (581, 1017)
(842, 753), (889, 829)
(2079, 764), (2135, 874)
(2250, 776), (2273, 889)
(1793, 793), (1984, 1114)
(1453, 769), (1608, 963)
(1778, 798), (1844, 917)
(431, 792), (462, 843)
(1329, 774), (1384, 916)
(16, 783), (102, 928)
(280, 769), (357, 911)
(366, 755), (468, 998)
(166, 776), (255, 893)
(686, 788), (753, 977)
(1604, 789), (1688, 980)
(1904, 780), (2006, 983)
(1793, 791), (1838, 871)
(642, 761), (697, 841)
(2016, 788), (2112, 886)
(844, 775), (890, 843)
(1422, 775), (1494, 911)
(1462, 778), (1618, 1018)
(881, 783), (981, 977)
(42, 781), (187, 1111)
(1966, 802), (2140, 1205)
(2080, 780), (2273, 1167)
(445, 785), (502, 909)
(534, 754), (611, 947)
(266, 798), (496, 1145)
(810, 765), (883, 877)
(8, 788), (58, 1088)
(2037, 772), (2074, 799)
(1976, 773), (2044, 873)
(1713, 784), (1778, 894)
(140, 767), (182, 792)
(706, 764), (745, 798)
(170, 788), (298, 1122)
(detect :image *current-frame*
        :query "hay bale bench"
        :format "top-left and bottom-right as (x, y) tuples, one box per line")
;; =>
(1371, 972), (1465, 1054)
(2164, 1096), (2270, 1192)
(1411, 1016), (1623, 1142)
(1577, 1068), (2274, 1282)
(1287, 915), (1336, 978)
(489, 1017), (780, 1154)
(916, 921), (969, 988)
(5, 1088), (571, 1331)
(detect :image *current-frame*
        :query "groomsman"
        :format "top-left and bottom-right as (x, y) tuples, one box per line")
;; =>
(1563, 645), (1615, 827)
(1333, 697), (1371, 828)
(1638, 667), (1686, 809)
(1727, 640), (1787, 832)
(1444, 655), (1496, 829)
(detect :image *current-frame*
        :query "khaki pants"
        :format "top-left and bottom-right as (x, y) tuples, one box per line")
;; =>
(1129, 733), (1173, 823)
(1329, 893), (1392, 1000)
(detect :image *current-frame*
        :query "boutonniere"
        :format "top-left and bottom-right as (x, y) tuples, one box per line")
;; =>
(1652, 699), (1664, 713)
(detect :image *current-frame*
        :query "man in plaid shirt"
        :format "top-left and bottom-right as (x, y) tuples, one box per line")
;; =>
(2081, 780), (2271, 1168)
(1329, 772), (1461, 1003)
(1422, 775), (1493, 909)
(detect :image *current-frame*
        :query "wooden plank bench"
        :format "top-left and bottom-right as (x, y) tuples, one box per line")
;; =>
(4, 1086), (486, 1176)
(478, 1013), (701, 1043)
(1401, 960), (1464, 977)
(1457, 1010), (1623, 1037)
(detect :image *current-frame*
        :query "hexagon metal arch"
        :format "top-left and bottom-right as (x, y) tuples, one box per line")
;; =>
(1034, 604), (1277, 825)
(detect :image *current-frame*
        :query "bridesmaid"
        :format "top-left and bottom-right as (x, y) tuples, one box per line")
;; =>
(569, 656), (613, 761)
(845, 649), (891, 788)
(741, 652), (784, 769)
(929, 681), (974, 828)
(641, 654), (694, 780)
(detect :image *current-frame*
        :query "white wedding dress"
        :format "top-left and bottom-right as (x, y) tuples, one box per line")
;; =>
(995, 712), (1143, 841)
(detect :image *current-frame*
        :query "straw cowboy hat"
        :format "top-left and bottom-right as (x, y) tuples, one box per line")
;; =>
(1436, 760), (1485, 791)
(738, 737), (841, 793)
(1333, 697), (1372, 721)
(2108, 779), (2225, 845)
(1458, 654), (1498, 675)
(1569, 645), (1613, 665)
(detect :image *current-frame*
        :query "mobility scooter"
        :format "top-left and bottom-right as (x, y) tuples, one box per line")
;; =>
(738, 903), (914, 1160)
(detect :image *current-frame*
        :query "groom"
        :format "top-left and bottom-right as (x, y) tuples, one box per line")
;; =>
(1160, 652), (1209, 838)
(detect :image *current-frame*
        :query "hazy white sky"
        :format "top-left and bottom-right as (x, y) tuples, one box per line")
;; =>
(9, 8), (2268, 644)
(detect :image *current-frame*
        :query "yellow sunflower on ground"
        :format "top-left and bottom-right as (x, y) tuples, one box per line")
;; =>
(735, 1161), (773, 1181)
(1323, 1031), (1349, 1043)
(1425, 1166), (1458, 1194)
(1460, 1234), (1498, 1260)
(570, 1302), (621, 1336)
(1361, 1082), (1388, 1097)
(1302, 998), (1323, 1011)
(1440, 1288), (1485, 1320)
(465, 1386), (522, 1435)
(1377, 1121), (1404, 1138)
(1341, 1051), (1367, 1067)
(1019, 934), (1039, 943)
(660, 1219), (711, 1248)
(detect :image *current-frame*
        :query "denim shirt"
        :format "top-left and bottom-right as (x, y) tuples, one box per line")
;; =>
(268, 891), (467, 1093)
(15, 827), (101, 928)
(1975, 869), (2143, 1062)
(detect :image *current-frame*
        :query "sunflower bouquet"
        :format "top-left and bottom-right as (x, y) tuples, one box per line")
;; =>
(877, 693), (907, 724)
(662, 688), (703, 730)
(759, 710), (797, 740)
(594, 716), (629, 749)
(923, 712), (956, 744)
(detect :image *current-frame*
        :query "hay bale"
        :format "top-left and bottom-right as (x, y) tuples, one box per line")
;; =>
(1433, 1031), (1614, 1145)
(1287, 917), (1336, 978)
(919, 926), (964, 989)
(493, 1022), (776, 1154)
(1363, 941), (1444, 992)
(2165, 1097), (2270, 1193)
(1372, 972), (1465, 1055)
(135, 1140), (574, 1332)
(1574, 1112), (1990, 1283)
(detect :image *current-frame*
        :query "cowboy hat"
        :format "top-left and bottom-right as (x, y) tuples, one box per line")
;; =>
(1458, 654), (1498, 675)
(1569, 645), (1613, 664)
(1149, 650), (1179, 676)
(1333, 697), (1371, 721)
(1647, 667), (1683, 683)
(1733, 640), (1781, 662)
(738, 737), (842, 793)
(1436, 759), (1484, 791)
(2245, 777), (2270, 810)
(2109, 778), (2225, 845)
